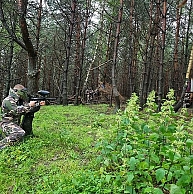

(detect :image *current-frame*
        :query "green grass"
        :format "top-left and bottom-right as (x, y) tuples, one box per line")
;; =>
(0, 104), (116, 194)
(1, 94), (193, 193)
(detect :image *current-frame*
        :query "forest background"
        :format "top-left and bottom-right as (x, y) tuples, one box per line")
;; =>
(0, 0), (192, 108)
(1, 1), (193, 193)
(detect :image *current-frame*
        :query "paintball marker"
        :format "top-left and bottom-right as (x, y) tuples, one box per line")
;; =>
(29, 90), (56, 105)
(21, 90), (56, 136)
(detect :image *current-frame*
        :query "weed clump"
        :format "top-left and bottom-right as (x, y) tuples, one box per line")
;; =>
(79, 90), (193, 194)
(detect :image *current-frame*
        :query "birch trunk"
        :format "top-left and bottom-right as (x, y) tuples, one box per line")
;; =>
(174, 45), (193, 112)
(174, 1), (193, 112)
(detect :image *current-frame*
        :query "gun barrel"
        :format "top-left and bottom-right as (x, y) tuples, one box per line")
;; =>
(30, 97), (56, 105)
(30, 97), (46, 101)
(31, 97), (56, 101)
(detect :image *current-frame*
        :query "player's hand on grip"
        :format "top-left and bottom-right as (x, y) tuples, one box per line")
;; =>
(40, 101), (46, 106)
(29, 101), (37, 107)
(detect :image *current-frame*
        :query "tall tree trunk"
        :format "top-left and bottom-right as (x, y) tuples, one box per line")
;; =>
(104, 22), (113, 86)
(3, 8), (17, 98)
(173, 0), (193, 112)
(184, 1), (192, 74)
(157, 0), (167, 111)
(140, 0), (157, 108)
(174, 45), (193, 112)
(74, 14), (81, 96)
(62, 0), (76, 105)
(173, 1), (181, 98)
(74, 0), (90, 105)
(4, 39), (14, 98)
(112, 0), (124, 112)
(82, 37), (99, 103)
(18, 0), (43, 135)
(127, 0), (134, 98)
(17, 0), (40, 93)
(96, 2), (105, 87)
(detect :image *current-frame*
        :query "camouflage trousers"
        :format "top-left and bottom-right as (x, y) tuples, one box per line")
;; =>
(0, 120), (25, 149)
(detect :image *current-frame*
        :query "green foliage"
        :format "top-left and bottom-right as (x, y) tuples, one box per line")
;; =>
(0, 97), (193, 193)
(81, 90), (193, 193)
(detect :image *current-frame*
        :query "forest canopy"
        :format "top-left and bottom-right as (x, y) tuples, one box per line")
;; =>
(0, 0), (192, 108)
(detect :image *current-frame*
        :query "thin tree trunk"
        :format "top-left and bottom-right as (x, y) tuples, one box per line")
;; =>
(96, 3), (105, 88)
(74, 14), (81, 96)
(127, 0), (134, 98)
(3, 8), (17, 97)
(62, 0), (76, 105)
(184, 1), (192, 73)
(74, 0), (90, 105)
(4, 39), (14, 98)
(173, 0), (193, 112)
(140, 0), (155, 108)
(173, 1), (181, 98)
(82, 37), (99, 103)
(104, 22), (113, 86)
(36, 0), (42, 51)
(112, 0), (124, 112)
(157, 0), (167, 111)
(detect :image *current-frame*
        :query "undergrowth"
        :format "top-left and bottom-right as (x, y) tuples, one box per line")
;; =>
(0, 90), (193, 194)
(82, 90), (193, 194)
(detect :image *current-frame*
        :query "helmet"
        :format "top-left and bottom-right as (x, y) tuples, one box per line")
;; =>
(13, 84), (28, 100)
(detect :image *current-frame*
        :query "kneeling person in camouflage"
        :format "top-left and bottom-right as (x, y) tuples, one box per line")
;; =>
(0, 84), (45, 150)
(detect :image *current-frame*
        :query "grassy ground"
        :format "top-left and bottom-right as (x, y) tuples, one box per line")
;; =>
(0, 104), (117, 194)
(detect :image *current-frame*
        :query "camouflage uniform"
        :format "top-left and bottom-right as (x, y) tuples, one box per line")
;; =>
(0, 86), (35, 149)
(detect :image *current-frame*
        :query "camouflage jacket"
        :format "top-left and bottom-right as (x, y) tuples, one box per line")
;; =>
(1, 88), (31, 122)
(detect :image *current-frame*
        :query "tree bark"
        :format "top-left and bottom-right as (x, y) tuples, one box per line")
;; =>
(104, 22), (113, 86)
(173, 1), (181, 98)
(74, 14), (81, 97)
(174, 0), (193, 112)
(4, 39), (14, 98)
(112, 0), (124, 112)
(62, 0), (76, 105)
(157, 0), (167, 111)
(140, 0), (157, 108)
(74, 0), (90, 105)
(17, 0), (40, 93)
